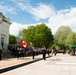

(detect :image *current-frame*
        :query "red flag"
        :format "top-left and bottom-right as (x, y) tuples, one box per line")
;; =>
(20, 40), (28, 48)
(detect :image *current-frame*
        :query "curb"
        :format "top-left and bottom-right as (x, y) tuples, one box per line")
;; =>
(0, 58), (43, 73)
(0, 56), (51, 74)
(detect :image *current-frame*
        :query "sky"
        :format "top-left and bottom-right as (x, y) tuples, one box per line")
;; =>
(0, 0), (76, 35)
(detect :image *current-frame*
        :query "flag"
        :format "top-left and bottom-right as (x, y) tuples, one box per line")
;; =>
(20, 39), (28, 48)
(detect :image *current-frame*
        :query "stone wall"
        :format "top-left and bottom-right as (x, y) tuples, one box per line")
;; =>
(0, 12), (11, 49)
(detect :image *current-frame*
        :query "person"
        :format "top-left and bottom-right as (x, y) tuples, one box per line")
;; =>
(1, 42), (4, 48)
(32, 50), (35, 59)
(0, 49), (2, 60)
(17, 46), (22, 59)
(51, 49), (54, 56)
(54, 49), (57, 56)
(47, 50), (50, 57)
(42, 48), (46, 60)
(63, 47), (66, 54)
(53, 47), (57, 56)
(21, 47), (25, 59)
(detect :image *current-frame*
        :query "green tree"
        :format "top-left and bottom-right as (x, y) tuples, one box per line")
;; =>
(21, 23), (53, 49)
(65, 32), (76, 49)
(21, 26), (35, 46)
(9, 34), (17, 44)
(34, 23), (53, 49)
(54, 26), (72, 49)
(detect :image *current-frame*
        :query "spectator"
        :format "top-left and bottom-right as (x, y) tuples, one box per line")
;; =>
(53, 47), (57, 56)
(47, 50), (50, 57)
(17, 46), (22, 60)
(51, 49), (54, 56)
(0, 49), (2, 60)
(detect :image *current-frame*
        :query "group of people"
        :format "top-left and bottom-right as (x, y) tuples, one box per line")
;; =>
(16, 46), (25, 59)
(7, 45), (33, 58)
(32, 47), (57, 60)
(0, 45), (64, 61)
(41, 47), (57, 60)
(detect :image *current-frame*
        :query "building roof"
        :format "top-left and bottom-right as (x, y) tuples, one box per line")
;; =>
(0, 12), (11, 24)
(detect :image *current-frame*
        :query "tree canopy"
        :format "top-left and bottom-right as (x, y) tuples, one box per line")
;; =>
(65, 32), (76, 49)
(9, 34), (17, 44)
(21, 23), (53, 49)
(54, 26), (73, 49)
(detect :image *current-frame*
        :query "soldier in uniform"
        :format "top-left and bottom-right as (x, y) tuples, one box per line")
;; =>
(42, 48), (46, 60)
(0, 49), (2, 60)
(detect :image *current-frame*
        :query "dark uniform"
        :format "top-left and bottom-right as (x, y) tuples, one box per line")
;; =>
(47, 50), (50, 57)
(42, 49), (46, 60)
(0, 49), (2, 60)
(53, 47), (57, 56)
(32, 50), (35, 59)
(63, 47), (66, 54)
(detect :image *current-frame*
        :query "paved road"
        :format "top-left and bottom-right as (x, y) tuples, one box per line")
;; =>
(1, 54), (76, 75)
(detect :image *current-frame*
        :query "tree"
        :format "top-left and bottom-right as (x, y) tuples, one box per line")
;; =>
(9, 34), (17, 44)
(54, 26), (72, 49)
(21, 23), (53, 49)
(34, 23), (53, 49)
(65, 32), (76, 49)
(21, 26), (35, 46)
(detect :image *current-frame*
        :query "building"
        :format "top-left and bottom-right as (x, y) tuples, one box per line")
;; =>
(0, 12), (11, 49)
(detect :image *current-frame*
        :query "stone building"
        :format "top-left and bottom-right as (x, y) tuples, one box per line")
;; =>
(0, 12), (11, 49)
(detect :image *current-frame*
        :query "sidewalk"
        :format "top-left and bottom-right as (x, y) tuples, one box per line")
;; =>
(0, 54), (47, 73)
(2, 54), (76, 75)
(0, 55), (42, 69)
(1, 54), (76, 75)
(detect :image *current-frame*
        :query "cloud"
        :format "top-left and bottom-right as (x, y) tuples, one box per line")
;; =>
(25, 3), (55, 20)
(47, 7), (76, 34)
(0, 1), (17, 14)
(11, 0), (55, 20)
(28, 3), (55, 21)
(9, 22), (43, 36)
(9, 1), (76, 35)
(9, 22), (28, 36)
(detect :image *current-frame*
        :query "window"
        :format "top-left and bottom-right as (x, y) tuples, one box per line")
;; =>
(1, 37), (4, 47)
